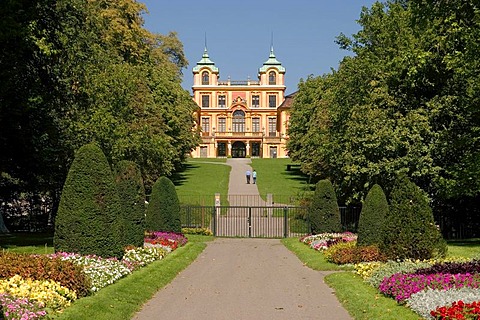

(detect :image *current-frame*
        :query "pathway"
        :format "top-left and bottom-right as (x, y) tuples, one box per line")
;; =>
(132, 159), (352, 320)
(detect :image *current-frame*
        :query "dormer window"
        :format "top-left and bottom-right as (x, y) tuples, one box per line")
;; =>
(269, 71), (276, 85)
(202, 71), (209, 85)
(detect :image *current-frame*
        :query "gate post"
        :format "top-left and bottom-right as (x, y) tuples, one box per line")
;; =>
(283, 206), (288, 238)
(248, 207), (252, 238)
(212, 206), (217, 236)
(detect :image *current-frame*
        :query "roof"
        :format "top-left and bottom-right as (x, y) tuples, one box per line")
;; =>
(193, 48), (219, 73)
(258, 47), (286, 73)
(278, 91), (297, 110)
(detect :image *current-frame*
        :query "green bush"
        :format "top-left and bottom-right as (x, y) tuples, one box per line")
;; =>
(357, 184), (389, 247)
(308, 179), (342, 234)
(381, 175), (447, 260)
(54, 143), (124, 258)
(0, 252), (91, 297)
(114, 160), (146, 248)
(145, 176), (181, 233)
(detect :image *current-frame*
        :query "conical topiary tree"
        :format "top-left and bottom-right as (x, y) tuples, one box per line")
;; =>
(357, 184), (389, 247)
(381, 175), (447, 260)
(54, 143), (124, 258)
(308, 179), (342, 234)
(114, 160), (146, 248)
(145, 176), (181, 233)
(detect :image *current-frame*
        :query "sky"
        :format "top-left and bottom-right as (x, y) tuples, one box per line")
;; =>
(140, 0), (378, 94)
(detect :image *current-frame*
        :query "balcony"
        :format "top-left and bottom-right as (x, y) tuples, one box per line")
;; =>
(217, 80), (260, 86)
(200, 131), (284, 142)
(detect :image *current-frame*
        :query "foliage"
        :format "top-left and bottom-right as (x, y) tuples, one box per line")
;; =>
(0, 251), (90, 297)
(0, 275), (77, 310)
(408, 288), (480, 320)
(356, 184), (388, 247)
(381, 175), (447, 260)
(414, 260), (480, 276)
(379, 273), (480, 303)
(181, 228), (213, 236)
(0, 0), (200, 231)
(286, 0), (480, 214)
(300, 232), (357, 251)
(114, 160), (146, 248)
(0, 293), (47, 320)
(54, 143), (124, 259)
(431, 300), (480, 320)
(366, 259), (434, 289)
(329, 245), (387, 265)
(307, 179), (342, 234)
(323, 241), (356, 263)
(145, 177), (181, 233)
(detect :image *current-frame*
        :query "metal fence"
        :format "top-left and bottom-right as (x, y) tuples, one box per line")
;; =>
(181, 205), (361, 238)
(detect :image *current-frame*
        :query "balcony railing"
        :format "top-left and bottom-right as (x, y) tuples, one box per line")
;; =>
(217, 80), (260, 86)
(200, 131), (285, 140)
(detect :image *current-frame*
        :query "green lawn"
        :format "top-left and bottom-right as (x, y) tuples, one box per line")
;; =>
(251, 158), (313, 204)
(172, 158), (230, 206)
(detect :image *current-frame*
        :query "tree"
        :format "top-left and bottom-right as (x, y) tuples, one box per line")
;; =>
(357, 184), (389, 247)
(381, 175), (447, 260)
(145, 176), (181, 233)
(54, 143), (124, 258)
(114, 160), (146, 248)
(308, 179), (342, 234)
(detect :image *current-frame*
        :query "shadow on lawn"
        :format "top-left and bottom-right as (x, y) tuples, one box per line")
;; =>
(170, 163), (200, 187)
(447, 238), (480, 247)
(0, 232), (53, 248)
(280, 167), (315, 191)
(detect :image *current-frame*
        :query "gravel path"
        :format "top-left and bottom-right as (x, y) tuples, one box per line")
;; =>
(132, 238), (352, 320)
(132, 159), (352, 319)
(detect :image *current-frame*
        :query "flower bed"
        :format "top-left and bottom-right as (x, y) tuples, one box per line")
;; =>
(300, 234), (480, 319)
(0, 231), (187, 320)
(300, 232), (357, 251)
(354, 259), (480, 319)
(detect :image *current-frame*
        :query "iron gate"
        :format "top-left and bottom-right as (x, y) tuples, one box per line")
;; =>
(181, 205), (309, 238)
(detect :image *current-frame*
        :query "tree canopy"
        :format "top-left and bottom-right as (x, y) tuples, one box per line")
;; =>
(287, 0), (480, 208)
(0, 0), (200, 228)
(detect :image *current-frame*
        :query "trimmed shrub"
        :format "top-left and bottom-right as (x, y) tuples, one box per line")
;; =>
(381, 175), (447, 260)
(307, 179), (342, 234)
(145, 176), (181, 233)
(114, 160), (146, 248)
(357, 184), (389, 247)
(54, 143), (124, 259)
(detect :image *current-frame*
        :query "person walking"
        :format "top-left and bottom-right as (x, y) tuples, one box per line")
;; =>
(252, 169), (257, 184)
(246, 169), (251, 184)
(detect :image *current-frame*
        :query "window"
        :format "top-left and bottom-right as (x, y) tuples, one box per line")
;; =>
(201, 117), (210, 135)
(201, 95), (209, 108)
(269, 71), (276, 85)
(252, 117), (260, 132)
(217, 142), (226, 157)
(232, 110), (245, 133)
(268, 117), (276, 136)
(218, 95), (226, 108)
(218, 117), (226, 133)
(251, 95), (259, 108)
(268, 95), (277, 108)
(200, 146), (208, 157)
(202, 71), (209, 85)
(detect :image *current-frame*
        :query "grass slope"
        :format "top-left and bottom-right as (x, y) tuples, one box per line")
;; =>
(251, 158), (313, 204)
(172, 159), (230, 206)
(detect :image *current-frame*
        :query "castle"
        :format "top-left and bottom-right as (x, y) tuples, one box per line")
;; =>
(190, 47), (293, 158)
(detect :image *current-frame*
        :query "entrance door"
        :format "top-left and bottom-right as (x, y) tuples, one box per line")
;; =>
(232, 141), (246, 158)
(269, 146), (277, 158)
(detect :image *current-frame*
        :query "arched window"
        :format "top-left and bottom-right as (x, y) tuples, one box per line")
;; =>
(232, 110), (245, 132)
(202, 71), (209, 85)
(268, 71), (276, 85)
